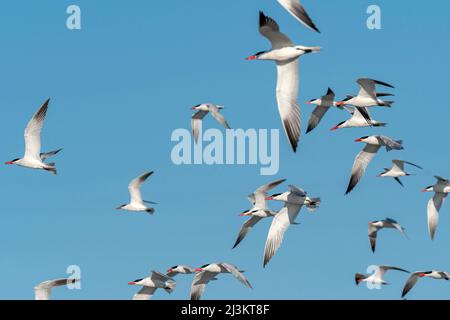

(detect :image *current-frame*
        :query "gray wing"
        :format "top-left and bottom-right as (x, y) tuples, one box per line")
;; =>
(24, 99), (50, 160)
(402, 273), (421, 298)
(233, 216), (263, 249)
(263, 203), (302, 267)
(259, 11), (293, 49)
(151, 270), (172, 283)
(378, 266), (410, 276)
(128, 171), (153, 206)
(253, 178), (286, 208)
(133, 286), (157, 300)
(435, 176), (450, 186)
(306, 106), (329, 134)
(277, 59), (300, 152)
(190, 271), (217, 300)
(428, 193), (447, 240)
(378, 136), (404, 151)
(385, 218), (407, 236)
(346, 144), (381, 194)
(34, 278), (79, 300)
(288, 185), (307, 197)
(368, 223), (379, 253)
(219, 263), (253, 288)
(357, 78), (394, 99)
(208, 105), (231, 130)
(40, 148), (63, 161)
(401, 160), (423, 170)
(191, 110), (208, 144)
(277, 0), (320, 33)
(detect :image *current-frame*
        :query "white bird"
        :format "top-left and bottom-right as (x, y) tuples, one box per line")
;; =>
(355, 265), (409, 286)
(233, 178), (286, 249)
(402, 271), (450, 298)
(128, 271), (176, 300)
(6, 98), (61, 174)
(422, 176), (450, 240)
(368, 218), (407, 253)
(277, 0), (320, 33)
(305, 87), (339, 133)
(377, 160), (423, 187)
(246, 11), (320, 152)
(166, 265), (196, 278)
(336, 78), (395, 125)
(346, 136), (404, 195)
(330, 107), (387, 131)
(34, 278), (80, 300)
(116, 171), (156, 214)
(191, 104), (230, 144)
(263, 185), (320, 267)
(190, 263), (252, 300)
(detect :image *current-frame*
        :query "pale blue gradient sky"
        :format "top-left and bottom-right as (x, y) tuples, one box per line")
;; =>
(0, 0), (449, 300)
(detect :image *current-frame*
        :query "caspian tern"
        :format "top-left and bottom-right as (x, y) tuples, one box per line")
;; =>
(346, 136), (404, 195)
(263, 185), (320, 267)
(305, 87), (339, 133)
(191, 104), (230, 144)
(402, 271), (450, 298)
(190, 263), (252, 300)
(116, 171), (156, 214)
(246, 11), (320, 152)
(330, 107), (387, 131)
(233, 178), (286, 249)
(422, 176), (450, 240)
(336, 78), (395, 125)
(377, 160), (423, 187)
(277, 0), (320, 33)
(355, 265), (409, 286)
(34, 278), (80, 300)
(166, 265), (196, 278)
(6, 99), (61, 174)
(128, 271), (176, 300)
(368, 218), (407, 253)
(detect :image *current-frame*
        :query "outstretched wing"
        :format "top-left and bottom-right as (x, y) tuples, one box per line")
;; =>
(346, 144), (381, 194)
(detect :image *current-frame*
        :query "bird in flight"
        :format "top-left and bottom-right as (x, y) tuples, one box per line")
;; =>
(246, 11), (320, 152)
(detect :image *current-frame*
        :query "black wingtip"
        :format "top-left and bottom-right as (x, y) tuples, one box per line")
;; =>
(326, 87), (334, 96)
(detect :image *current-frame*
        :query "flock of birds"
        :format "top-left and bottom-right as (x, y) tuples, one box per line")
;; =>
(6, 1), (449, 300)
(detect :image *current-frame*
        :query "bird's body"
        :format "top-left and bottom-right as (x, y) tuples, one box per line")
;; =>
(128, 271), (176, 300)
(246, 11), (320, 152)
(377, 160), (422, 186)
(331, 107), (386, 130)
(190, 263), (252, 300)
(422, 176), (450, 240)
(6, 98), (61, 174)
(116, 171), (156, 214)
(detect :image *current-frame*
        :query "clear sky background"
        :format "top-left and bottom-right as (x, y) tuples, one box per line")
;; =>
(0, 0), (449, 300)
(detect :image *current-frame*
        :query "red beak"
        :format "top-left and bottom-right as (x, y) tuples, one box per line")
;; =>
(305, 101), (312, 105)
(330, 126), (339, 131)
(5, 162), (13, 165)
(167, 269), (173, 273)
(336, 101), (346, 106)
(191, 107), (197, 110)
(245, 55), (257, 61)
(265, 196), (274, 201)
(418, 273), (426, 277)
(128, 282), (136, 285)
(355, 138), (363, 142)
(421, 189), (428, 192)
(195, 268), (203, 272)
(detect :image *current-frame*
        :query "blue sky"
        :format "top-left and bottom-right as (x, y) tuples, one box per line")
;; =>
(0, 0), (449, 300)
